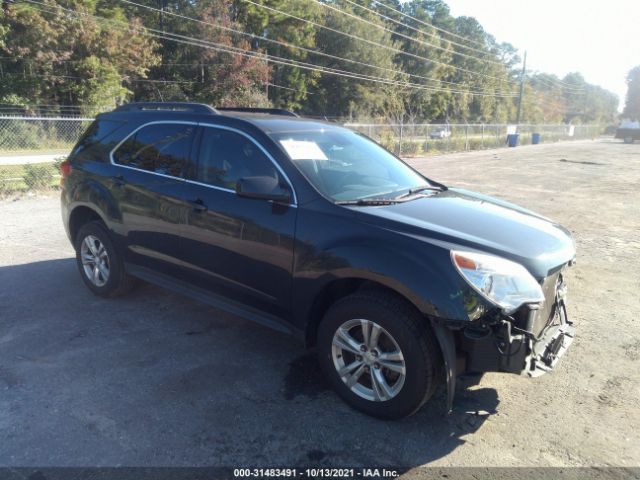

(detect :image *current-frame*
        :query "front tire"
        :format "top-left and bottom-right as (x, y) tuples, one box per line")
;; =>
(75, 221), (134, 297)
(624, 136), (634, 144)
(317, 290), (441, 419)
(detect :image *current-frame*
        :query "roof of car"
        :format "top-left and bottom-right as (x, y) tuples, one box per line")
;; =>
(103, 102), (345, 135)
(222, 113), (342, 134)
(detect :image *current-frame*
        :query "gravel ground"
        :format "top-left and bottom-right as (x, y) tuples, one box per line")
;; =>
(0, 138), (638, 472)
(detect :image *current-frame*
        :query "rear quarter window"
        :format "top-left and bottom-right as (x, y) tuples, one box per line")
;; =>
(71, 119), (127, 162)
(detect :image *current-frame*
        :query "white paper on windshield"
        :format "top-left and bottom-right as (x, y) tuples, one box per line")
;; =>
(279, 139), (328, 160)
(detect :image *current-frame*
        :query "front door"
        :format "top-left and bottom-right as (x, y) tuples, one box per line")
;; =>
(178, 125), (297, 319)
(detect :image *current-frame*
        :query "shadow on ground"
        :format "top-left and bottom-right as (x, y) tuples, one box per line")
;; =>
(0, 259), (499, 468)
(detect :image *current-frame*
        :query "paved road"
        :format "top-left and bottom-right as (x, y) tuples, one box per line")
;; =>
(1, 139), (639, 472)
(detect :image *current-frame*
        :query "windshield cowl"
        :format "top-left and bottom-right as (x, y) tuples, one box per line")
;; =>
(335, 189), (443, 206)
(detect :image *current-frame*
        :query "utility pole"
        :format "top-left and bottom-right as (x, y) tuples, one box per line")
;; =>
(265, 51), (269, 98)
(516, 50), (527, 126)
(158, 0), (164, 31)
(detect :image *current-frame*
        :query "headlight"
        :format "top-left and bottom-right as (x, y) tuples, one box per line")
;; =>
(451, 250), (544, 314)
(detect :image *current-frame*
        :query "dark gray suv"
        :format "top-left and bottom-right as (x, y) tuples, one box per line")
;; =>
(61, 102), (576, 419)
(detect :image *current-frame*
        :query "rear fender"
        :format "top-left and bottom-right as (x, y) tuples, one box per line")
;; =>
(64, 178), (123, 248)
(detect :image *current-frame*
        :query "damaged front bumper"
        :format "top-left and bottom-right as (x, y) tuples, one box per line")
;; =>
(433, 271), (576, 412)
(527, 306), (575, 377)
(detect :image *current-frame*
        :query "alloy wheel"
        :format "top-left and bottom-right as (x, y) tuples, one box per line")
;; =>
(80, 234), (110, 287)
(331, 319), (406, 402)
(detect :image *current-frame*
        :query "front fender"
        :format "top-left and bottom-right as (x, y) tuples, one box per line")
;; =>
(293, 237), (484, 329)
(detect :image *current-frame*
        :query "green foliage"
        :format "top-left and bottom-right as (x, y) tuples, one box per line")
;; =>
(399, 140), (421, 156)
(304, 0), (403, 119)
(0, 0), (160, 114)
(0, 0), (620, 123)
(234, 0), (322, 109)
(23, 163), (54, 190)
(378, 129), (398, 152)
(0, 120), (41, 150)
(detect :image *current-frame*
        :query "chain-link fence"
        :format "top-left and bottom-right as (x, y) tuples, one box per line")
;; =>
(0, 116), (93, 194)
(0, 116), (93, 153)
(345, 123), (604, 156)
(0, 115), (605, 195)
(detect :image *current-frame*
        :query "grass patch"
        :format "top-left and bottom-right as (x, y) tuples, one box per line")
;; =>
(0, 161), (63, 195)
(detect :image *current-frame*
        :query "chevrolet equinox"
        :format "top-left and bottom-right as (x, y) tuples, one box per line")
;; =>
(60, 102), (576, 419)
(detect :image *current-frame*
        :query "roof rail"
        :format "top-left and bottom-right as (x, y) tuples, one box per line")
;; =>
(216, 107), (299, 118)
(113, 102), (218, 115)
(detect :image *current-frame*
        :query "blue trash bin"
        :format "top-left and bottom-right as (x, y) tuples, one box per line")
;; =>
(507, 133), (519, 147)
(532, 133), (541, 145)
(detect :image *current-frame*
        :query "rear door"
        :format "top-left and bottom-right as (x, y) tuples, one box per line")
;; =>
(110, 121), (196, 276)
(178, 125), (297, 319)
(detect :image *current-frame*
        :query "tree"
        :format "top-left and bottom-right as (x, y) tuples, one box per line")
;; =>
(623, 66), (640, 120)
(0, 0), (160, 115)
(0, 0), (621, 122)
(121, 0), (270, 106)
(395, 0), (455, 121)
(305, 0), (403, 119)
(190, 1), (270, 106)
(233, 0), (323, 109)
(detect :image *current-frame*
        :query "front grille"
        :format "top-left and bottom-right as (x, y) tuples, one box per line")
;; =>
(533, 271), (563, 336)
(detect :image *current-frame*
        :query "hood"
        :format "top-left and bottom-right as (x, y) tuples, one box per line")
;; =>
(354, 188), (575, 279)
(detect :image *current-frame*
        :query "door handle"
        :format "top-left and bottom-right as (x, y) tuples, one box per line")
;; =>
(189, 198), (208, 212)
(111, 174), (125, 187)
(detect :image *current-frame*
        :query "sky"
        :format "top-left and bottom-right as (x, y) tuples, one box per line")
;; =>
(444, 0), (640, 111)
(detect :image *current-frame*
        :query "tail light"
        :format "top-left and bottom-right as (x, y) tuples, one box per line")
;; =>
(59, 160), (72, 185)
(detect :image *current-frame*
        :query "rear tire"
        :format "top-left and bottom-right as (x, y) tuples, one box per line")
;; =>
(317, 290), (441, 419)
(75, 221), (134, 297)
(624, 136), (634, 144)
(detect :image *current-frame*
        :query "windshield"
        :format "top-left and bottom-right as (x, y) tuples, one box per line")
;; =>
(271, 129), (430, 202)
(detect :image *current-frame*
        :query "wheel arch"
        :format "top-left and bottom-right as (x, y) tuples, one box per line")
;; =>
(68, 205), (106, 244)
(65, 177), (122, 244)
(297, 241), (471, 346)
(304, 277), (436, 348)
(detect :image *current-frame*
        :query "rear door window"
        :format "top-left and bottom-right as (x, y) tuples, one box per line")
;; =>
(113, 123), (196, 178)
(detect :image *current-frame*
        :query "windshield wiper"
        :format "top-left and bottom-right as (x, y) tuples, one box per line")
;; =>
(395, 184), (446, 199)
(335, 198), (401, 206)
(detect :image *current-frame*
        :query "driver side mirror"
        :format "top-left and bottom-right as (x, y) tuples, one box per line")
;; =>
(236, 176), (292, 204)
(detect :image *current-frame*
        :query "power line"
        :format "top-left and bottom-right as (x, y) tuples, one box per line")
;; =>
(527, 74), (585, 92)
(24, 1), (421, 93)
(238, 0), (520, 86)
(267, 82), (315, 95)
(121, 0), (516, 95)
(339, 0), (500, 59)
(0, 57), (236, 68)
(149, 28), (517, 96)
(370, 0), (489, 49)
(123, 0), (447, 88)
(312, 0), (507, 68)
(2, 71), (197, 84)
(535, 75), (586, 89)
(136, 13), (519, 96)
(24, 0), (518, 98)
(25, 0), (519, 98)
(0, 57), (313, 97)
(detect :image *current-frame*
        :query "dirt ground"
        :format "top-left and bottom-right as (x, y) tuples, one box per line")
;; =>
(0, 138), (639, 473)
